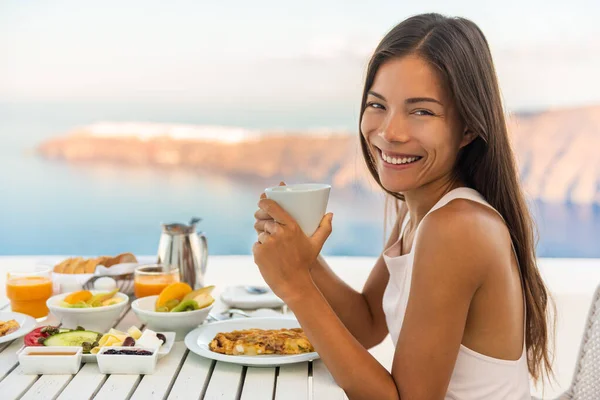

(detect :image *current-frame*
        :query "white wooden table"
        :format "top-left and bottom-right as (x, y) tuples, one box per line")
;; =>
(0, 256), (362, 400)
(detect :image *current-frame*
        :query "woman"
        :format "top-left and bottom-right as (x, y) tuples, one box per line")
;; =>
(253, 13), (552, 400)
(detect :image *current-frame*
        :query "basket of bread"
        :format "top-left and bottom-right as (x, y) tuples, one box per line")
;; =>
(52, 253), (138, 295)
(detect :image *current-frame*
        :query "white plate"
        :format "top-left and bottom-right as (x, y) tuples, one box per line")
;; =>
(184, 317), (319, 367)
(0, 311), (37, 344)
(220, 286), (285, 309)
(81, 331), (175, 363)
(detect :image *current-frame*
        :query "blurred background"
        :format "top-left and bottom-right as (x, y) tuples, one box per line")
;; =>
(1, 0), (599, 258)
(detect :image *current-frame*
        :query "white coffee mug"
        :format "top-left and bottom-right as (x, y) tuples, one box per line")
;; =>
(264, 183), (331, 236)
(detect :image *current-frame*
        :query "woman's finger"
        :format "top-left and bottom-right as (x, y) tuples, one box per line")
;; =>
(257, 231), (271, 244)
(254, 219), (268, 233)
(258, 199), (294, 226)
(254, 208), (271, 220)
(264, 220), (281, 235)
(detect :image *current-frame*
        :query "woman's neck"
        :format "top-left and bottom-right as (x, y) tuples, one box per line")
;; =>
(403, 176), (464, 227)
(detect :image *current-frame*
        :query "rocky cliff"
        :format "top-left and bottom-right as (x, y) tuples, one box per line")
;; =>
(37, 105), (600, 204)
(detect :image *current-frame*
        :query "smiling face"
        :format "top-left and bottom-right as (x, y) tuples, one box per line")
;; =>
(361, 55), (474, 194)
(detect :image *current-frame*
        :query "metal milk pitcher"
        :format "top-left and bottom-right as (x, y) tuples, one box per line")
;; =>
(157, 217), (208, 289)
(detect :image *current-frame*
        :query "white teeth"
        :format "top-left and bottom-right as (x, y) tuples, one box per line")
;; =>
(381, 152), (421, 165)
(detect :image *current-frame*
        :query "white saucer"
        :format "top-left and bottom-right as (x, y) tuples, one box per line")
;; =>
(220, 286), (285, 309)
(0, 311), (37, 344)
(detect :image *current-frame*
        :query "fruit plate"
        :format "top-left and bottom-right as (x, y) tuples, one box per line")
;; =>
(184, 317), (319, 367)
(81, 331), (175, 363)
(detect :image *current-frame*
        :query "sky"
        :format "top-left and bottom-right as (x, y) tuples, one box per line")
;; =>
(1, 0), (599, 112)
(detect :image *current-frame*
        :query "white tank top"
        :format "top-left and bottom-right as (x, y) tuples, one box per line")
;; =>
(382, 187), (531, 399)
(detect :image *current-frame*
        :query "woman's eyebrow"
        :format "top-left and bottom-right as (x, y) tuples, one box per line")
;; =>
(405, 97), (443, 106)
(367, 91), (443, 106)
(367, 91), (386, 101)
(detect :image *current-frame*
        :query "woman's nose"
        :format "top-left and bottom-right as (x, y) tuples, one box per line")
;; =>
(379, 115), (410, 143)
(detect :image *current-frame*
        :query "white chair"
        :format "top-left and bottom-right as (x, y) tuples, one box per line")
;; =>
(536, 284), (600, 399)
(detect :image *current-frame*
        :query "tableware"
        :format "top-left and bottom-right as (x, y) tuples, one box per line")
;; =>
(245, 285), (269, 294)
(46, 290), (129, 332)
(221, 285), (285, 309)
(18, 346), (82, 375)
(264, 183), (331, 236)
(131, 295), (213, 340)
(97, 346), (158, 374)
(207, 308), (283, 322)
(157, 218), (208, 289)
(81, 331), (175, 362)
(184, 317), (319, 367)
(0, 311), (37, 344)
(6, 267), (53, 319)
(134, 264), (180, 298)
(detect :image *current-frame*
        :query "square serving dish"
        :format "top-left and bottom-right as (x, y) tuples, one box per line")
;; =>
(97, 347), (158, 374)
(18, 346), (82, 375)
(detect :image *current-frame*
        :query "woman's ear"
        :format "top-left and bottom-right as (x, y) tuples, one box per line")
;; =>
(459, 128), (477, 149)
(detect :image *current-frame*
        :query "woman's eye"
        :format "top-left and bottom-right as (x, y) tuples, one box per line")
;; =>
(367, 102), (385, 110)
(413, 109), (434, 116)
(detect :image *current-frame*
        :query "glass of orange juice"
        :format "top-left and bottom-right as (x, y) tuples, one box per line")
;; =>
(6, 267), (53, 319)
(134, 264), (180, 298)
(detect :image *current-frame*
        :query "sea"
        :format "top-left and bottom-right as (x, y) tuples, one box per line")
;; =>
(1, 101), (599, 258)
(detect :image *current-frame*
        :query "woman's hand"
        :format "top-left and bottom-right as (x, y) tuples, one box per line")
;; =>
(252, 197), (333, 304)
(253, 181), (285, 235)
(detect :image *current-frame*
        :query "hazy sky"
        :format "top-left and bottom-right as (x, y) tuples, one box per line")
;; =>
(1, 0), (599, 111)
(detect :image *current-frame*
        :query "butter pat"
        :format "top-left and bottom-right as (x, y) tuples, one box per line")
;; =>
(136, 329), (162, 350)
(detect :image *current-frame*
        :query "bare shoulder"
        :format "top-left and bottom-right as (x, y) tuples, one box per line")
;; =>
(414, 198), (512, 283)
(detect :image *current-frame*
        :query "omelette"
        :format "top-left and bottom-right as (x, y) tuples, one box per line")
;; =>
(209, 328), (314, 356)
(0, 320), (20, 337)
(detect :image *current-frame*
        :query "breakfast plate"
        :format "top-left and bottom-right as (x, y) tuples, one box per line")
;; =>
(0, 311), (37, 344)
(17, 331), (176, 363)
(184, 317), (319, 367)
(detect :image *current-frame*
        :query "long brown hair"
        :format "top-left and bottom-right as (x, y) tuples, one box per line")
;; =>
(360, 13), (554, 383)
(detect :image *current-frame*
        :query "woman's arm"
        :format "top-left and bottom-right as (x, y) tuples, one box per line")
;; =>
(254, 199), (491, 399)
(255, 194), (401, 348)
(307, 217), (400, 348)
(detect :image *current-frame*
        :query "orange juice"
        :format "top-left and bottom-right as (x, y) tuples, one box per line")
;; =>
(134, 275), (180, 298)
(6, 276), (53, 318)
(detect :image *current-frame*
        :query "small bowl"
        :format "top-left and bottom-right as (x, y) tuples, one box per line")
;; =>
(18, 346), (82, 375)
(47, 290), (129, 332)
(131, 295), (213, 340)
(97, 346), (158, 374)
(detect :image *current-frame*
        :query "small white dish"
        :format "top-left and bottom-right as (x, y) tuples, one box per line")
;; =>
(97, 346), (158, 374)
(131, 295), (213, 340)
(18, 346), (82, 375)
(184, 317), (319, 367)
(0, 311), (37, 345)
(220, 285), (285, 309)
(81, 331), (176, 363)
(47, 290), (129, 333)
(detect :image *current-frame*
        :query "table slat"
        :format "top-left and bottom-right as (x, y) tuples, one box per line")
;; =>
(203, 362), (244, 399)
(167, 352), (213, 400)
(0, 366), (38, 400)
(274, 363), (308, 400)
(21, 374), (72, 400)
(312, 360), (345, 400)
(240, 367), (276, 400)
(0, 340), (22, 380)
(56, 363), (106, 400)
(130, 343), (188, 400)
(94, 374), (141, 400)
